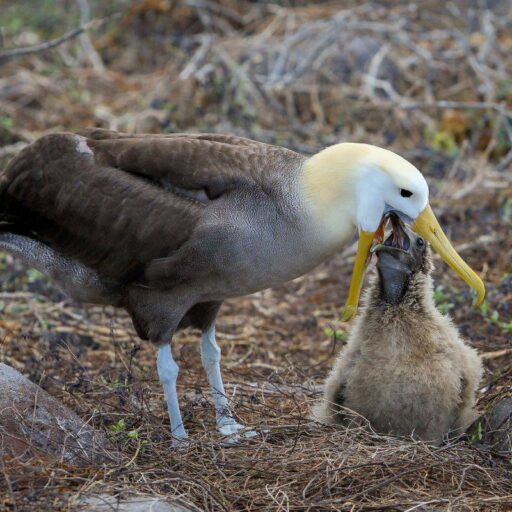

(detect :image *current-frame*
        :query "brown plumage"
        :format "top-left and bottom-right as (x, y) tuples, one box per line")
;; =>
(313, 217), (483, 445)
(1, 130), (302, 283)
(0, 130), (306, 335)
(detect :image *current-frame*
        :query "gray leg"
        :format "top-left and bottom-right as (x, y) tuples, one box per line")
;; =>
(157, 343), (188, 441)
(200, 325), (256, 437)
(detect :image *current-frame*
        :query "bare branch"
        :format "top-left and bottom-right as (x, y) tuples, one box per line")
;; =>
(388, 100), (511, 116)
(481, 348), (512, 360)
(179, 35), (213, 81)
(0, 18), (103, 65)
(76, 0), (105, 71)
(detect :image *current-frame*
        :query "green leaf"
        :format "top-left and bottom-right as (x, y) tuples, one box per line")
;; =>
(469, 421), (483, 442)
(109, 419), (126, 433)
(479, 300), (490, 317)
(503, 198), (512, 222)
(437, 302), (454, 315)
(490, 311), (500, 324)
(433, 285), (447, 304)
(323, 327), (347, 341)
(27, 269), (44, 283)
(0, 117), (13, 129)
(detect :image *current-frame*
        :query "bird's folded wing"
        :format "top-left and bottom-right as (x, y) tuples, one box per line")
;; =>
(82, 128), (303, 200)
(1, 130), (304, 284)
(0, 133), (203, 281)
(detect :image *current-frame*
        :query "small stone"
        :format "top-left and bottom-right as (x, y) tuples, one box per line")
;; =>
(0, 363), (113, 465)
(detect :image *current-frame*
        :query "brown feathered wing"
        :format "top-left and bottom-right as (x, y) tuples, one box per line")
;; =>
(0, 130), (301, 284)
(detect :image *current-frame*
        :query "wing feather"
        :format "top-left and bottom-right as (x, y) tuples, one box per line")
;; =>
(1, 133), (202, 281)
(83, 128), (304, 200)
(1, 130), (305, 285)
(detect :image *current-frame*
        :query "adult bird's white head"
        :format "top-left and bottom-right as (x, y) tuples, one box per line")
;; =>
(300, 143), (485, 320)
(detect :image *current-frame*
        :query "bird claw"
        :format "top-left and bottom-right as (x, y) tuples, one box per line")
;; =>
(170, 434), (190, 450)
(217, 418), (259, 441)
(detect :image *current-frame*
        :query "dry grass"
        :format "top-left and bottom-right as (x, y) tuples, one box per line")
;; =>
(0, 0), (511, 510)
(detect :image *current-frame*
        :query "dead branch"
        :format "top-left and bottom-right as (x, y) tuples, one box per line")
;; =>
(76, 0), (105, 71)
(179, 35), (214, 81)
(481, 349), (512, 360)
(0, 18), (104, 65)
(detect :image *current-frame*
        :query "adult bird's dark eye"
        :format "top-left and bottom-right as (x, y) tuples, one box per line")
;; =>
(417, 237), (424, 247)
(400, 189), (413, 198)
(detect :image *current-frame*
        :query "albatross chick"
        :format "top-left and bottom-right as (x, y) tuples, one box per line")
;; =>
(314, 215), (483, 445)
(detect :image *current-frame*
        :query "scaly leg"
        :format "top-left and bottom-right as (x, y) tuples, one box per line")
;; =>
(200, 325), (256, 437)
(157, 344), (188, 442)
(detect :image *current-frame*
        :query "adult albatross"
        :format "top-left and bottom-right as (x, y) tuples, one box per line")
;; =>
(0, 129), (484, 442)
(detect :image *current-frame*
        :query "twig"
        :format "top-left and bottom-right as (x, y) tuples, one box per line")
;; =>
(185, 0), (256, 26)
(76, 0), (105, 71)
(496, 149), (512, 173)
(179, 35), (213, 81)
(0, 18), (102, 64)
(481, 348), (512, 361)
(353, 99), (512, 121)
(364, 43), (391, 99)
(397, 100), (512, 118)
(0, 456), (18, 512)
(454, 235), (495, 253)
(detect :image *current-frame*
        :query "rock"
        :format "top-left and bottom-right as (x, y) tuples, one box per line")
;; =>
(74, 494), (194, 512)
(0, 363), (113, 465)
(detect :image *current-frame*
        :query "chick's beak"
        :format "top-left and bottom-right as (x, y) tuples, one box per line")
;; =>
(411, 204), (485, 305)
(341, 218), (387, 321)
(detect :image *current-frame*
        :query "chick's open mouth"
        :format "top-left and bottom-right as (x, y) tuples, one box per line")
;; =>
(371, 212), (410, 254)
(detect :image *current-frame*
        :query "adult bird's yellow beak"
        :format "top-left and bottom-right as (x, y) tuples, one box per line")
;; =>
(411, 204), (485, 305)
(340, 230), (374, 321)
(341, 225), (383, 322)
(340, 204), (485, 322)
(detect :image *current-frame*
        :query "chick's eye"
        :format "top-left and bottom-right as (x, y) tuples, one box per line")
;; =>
(400, 189), (413, 198)
(416, 237), (424, 247)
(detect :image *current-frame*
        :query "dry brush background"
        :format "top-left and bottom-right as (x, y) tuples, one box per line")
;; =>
(0, 0), (511, 510)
